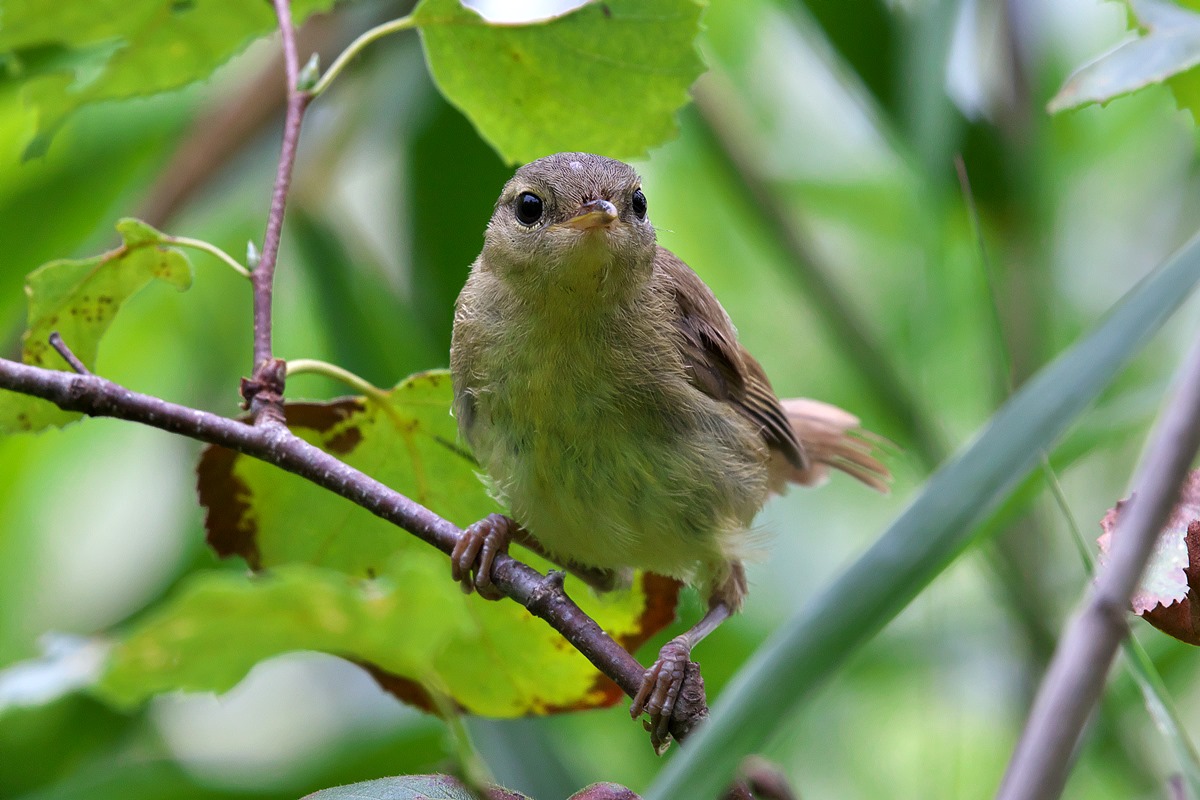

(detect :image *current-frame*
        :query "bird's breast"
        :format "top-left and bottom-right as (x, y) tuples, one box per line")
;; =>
(464, 304), (770, 577)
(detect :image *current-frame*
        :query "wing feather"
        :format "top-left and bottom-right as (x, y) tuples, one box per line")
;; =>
(656, 248), (808, 470)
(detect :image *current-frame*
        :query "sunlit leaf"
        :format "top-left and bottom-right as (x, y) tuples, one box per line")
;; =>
(0, 218), (193, 434)
(0, 0), (339, 158)
(413, 0), (705, 164)
(185, 371), (679, 717)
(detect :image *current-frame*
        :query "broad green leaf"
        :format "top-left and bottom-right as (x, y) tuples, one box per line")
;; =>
(413, 0), (705, 164)
(0, 0), (338, 158)
(186, 371), (679, 717)
(0, 218), (193, 434)
(646, 228), (1200, 798)
(1048, 0), (1200, 119)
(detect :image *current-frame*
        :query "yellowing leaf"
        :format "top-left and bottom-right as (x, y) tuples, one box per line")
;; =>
(184, 370), (679, 717)
(0, 218), (193, 434)
(413, 0), (706, 164)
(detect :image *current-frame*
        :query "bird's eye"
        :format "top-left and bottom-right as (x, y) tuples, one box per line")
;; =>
(515, 192), (544, 225)
(631, 188), (647, 219)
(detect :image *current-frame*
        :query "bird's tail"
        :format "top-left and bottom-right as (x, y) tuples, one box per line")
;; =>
(778, 398), (892, 493)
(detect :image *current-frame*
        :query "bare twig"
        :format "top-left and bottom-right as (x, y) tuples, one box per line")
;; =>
(0, 356), (705, 741)
(48, 332), (90, 376)
(307, 14), (416, 98)
(997, 335), (1200, 800)
(245, 0), (315, 421)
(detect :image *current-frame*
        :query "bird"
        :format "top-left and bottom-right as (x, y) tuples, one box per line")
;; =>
(448, 152), (889, 750)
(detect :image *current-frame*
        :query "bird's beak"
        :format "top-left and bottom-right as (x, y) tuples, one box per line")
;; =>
(560, 198), (618, 230)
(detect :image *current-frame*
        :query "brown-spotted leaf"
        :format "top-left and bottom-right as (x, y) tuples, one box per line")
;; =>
(1099, 469), (1200, 644)
(192, 369), (680, 716)
(0, 218), (193, 433)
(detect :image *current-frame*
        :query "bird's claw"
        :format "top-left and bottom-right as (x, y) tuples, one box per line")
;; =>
(631, 635), (693, 753)
(451, 513), (513, 601)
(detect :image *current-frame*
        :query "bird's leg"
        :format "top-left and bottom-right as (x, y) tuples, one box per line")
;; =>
(452, 513), (619, 600)
(631, 599), (729, 752)
(451, 513), (513, 600)
(631, 564), (744, 752)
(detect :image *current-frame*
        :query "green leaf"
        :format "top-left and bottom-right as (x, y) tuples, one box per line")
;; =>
(303, 774), (528, 800)
(1048, 0), (1200, 118)
(0, 218), (193, 434)
(0, 0), (338, 158)
(413, 0), (706, 164)
(645, 228), (1200, 798)
(180, 371), (679, 717)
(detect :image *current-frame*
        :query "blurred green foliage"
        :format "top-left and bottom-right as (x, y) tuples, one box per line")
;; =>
(3, 0), (1200, 798)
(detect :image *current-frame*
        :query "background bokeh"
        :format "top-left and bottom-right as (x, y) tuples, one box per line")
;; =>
(3, 0), (1200, 797)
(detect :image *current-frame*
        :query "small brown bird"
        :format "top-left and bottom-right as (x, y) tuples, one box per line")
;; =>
(449, 153), (888, 749)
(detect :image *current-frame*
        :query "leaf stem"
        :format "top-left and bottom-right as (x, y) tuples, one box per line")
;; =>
(285, 358), (390, 403)
(308, 15), (417, 98)
(165, 236), (251, 279)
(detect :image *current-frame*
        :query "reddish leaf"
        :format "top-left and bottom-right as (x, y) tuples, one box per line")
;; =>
(1099, 469), (1200, 644)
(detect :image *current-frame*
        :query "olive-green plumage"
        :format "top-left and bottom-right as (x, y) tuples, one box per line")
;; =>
(450, 153), (886, 613)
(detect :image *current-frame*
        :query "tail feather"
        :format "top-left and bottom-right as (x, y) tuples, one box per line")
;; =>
(777, 398), (892, 493)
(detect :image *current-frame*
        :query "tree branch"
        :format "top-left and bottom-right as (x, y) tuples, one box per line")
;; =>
(246, 0), (314, 421)
(997, 335), (1200, 800)
(0, 356), (705, 740)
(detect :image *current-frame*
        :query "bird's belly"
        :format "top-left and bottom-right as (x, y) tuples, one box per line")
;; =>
(472, 368), (770, 579)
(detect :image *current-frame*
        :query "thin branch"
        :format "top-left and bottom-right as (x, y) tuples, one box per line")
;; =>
(997, 334), (1200, 800)
(0, 356), (705, 741)
(1041, 442), (1200, 793)
(48, 333), (90, 375)
(248, 0), (314, 418)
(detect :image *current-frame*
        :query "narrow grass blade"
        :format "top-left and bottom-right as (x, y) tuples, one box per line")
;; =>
(646, 233), (1200, 799)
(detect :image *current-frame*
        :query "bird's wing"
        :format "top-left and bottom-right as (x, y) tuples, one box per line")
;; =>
(656, 247), (808, 470)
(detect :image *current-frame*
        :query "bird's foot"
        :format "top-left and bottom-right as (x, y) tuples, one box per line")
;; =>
(631, 635), (705, 753)
(451, 513), (513, 601)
